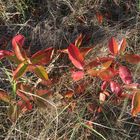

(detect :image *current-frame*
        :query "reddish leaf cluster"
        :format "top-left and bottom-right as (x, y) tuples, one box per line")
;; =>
(0, 34), (140, 123)
(66, 36), (140, 116)
(0, 34), (54, 81)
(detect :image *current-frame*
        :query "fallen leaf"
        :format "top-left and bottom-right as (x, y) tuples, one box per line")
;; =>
(64, 90), (74, 99)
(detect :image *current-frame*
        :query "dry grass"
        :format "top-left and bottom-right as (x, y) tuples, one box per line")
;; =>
(0, 0), (140, 140)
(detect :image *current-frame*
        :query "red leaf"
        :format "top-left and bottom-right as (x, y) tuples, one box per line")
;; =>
(19, 84), (33, 93)
(74, 81), (87, 94)
(36, 89), (52, 97)
(17, 100), (28, 111)
(119, 66), (132, 84)
(119, 38), (127, 54)
(68, 43), (85, 70)
(85, 60), (100, 70)
(98, 68), (118, 81)
(12, 34), (25, 47)
(39, 78), (59, 87)
(87, 69), (99, 77)
(98, 57), (114, 63)
(124, 54), (140, 64)
(96, 12), (103, 24)
(101, 81), (108, 91)
(64, 90), (74, 99)
(108, 37), (118, 55)
(0, 50), (14, 60)
(80, 47), (92, 58)
(110, 81), (122, 96)
(131, 90), (140, 116)
(85, 57), (113, 70)
(71, 71), (84, 81)
(17, 90), (32, 110)
(101, 59), (113, 70)
(31, 47), (54, 65)
(87, 57), (114, 78)
(12, 34), (26, 61)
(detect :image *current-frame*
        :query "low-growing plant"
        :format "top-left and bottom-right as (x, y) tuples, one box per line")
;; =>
(0, 34), (54, 80)
(0, 33), (140, 123)
(0, 34), (54, 122)
(63, 35), (140, 116)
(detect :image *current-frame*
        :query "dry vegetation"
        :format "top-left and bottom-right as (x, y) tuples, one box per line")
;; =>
(0, 0), (140, 140)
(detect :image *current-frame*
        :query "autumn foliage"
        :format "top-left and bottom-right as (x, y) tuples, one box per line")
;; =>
(0, 34), (140, 122)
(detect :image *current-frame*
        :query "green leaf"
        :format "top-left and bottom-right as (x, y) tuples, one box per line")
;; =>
(13, 62), (28, 80)
(33, 65), (49, 81)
